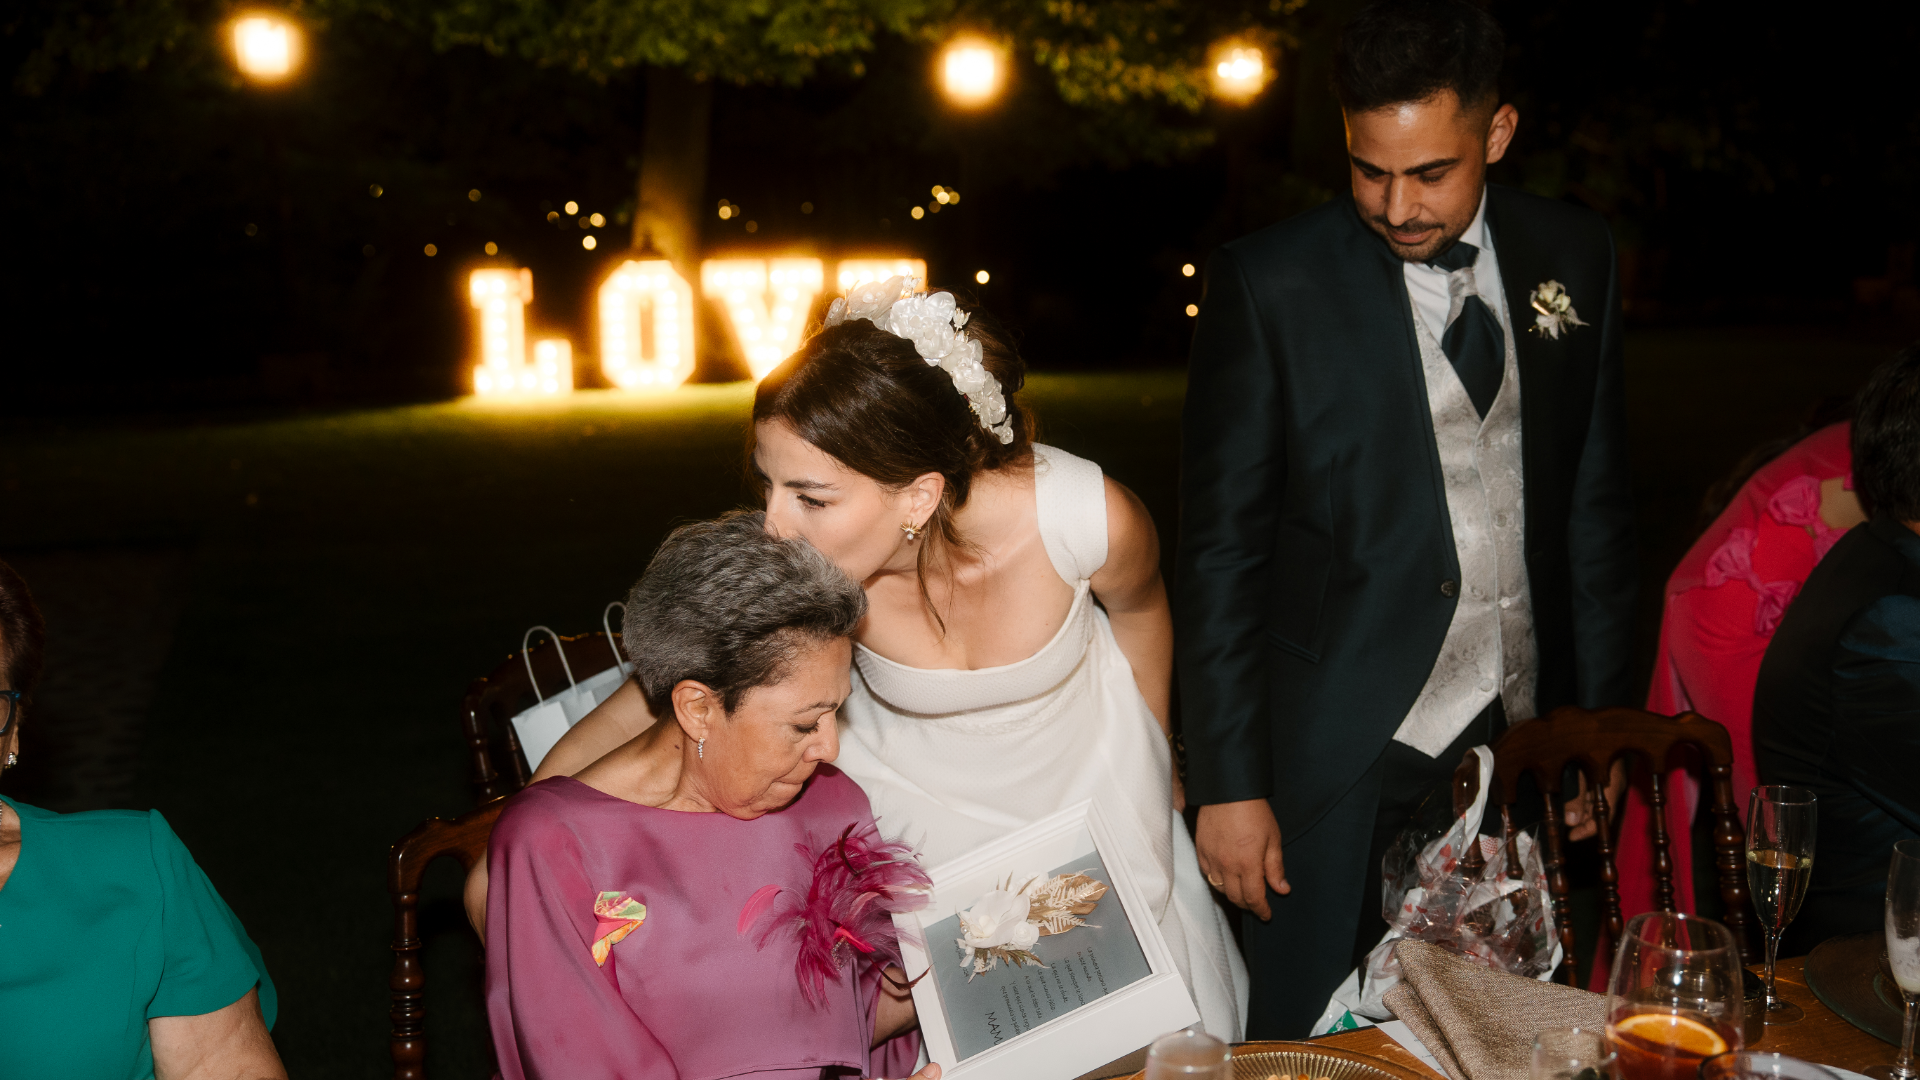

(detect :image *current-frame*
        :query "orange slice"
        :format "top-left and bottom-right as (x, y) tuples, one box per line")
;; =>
(1614, 1013), (1729, 1057)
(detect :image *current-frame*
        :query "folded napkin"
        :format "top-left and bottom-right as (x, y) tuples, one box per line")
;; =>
(1384, 939), (1607, 1080)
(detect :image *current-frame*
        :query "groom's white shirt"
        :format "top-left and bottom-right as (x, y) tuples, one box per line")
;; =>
(1402, 190), (1507, 343)
(1391, 188), (1540, 756)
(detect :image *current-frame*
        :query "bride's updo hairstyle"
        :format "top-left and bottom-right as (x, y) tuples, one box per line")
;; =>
(752, 294), (1034, 567)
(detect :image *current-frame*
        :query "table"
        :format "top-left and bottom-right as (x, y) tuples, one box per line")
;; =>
(1315, 957), (1898, 1078)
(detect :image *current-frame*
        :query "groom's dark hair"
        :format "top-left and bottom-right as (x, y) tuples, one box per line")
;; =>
(1333, 0), (1505, 115)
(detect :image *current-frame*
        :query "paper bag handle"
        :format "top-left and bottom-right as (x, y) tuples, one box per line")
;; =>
(521, 624), (577, 702)
(601, 602), (630, 674)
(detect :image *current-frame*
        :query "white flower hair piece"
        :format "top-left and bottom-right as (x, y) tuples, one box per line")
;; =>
(823, 275), (1014, 445)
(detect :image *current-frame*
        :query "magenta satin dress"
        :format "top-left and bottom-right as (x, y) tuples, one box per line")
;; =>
(486, 766), (921, 1079)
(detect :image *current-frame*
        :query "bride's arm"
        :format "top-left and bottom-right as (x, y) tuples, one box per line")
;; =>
(1089, 478), (1180, 806)
(465, 681), (659, 938)
(532, 678), (658, 781)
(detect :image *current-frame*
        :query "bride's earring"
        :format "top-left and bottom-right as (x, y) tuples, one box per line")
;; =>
(696, 739), (704, 760)
(900, 520), (923, 541)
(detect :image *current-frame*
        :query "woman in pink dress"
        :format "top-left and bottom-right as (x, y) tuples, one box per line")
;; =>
(487, 514), (937, 1079)
(1614, 421), (1859, 942)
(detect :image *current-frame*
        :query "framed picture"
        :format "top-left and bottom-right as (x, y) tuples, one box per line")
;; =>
(893, 798), (1199, 1079)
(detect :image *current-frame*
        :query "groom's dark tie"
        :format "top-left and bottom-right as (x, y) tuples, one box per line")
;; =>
(1426, 241), (1505, 419)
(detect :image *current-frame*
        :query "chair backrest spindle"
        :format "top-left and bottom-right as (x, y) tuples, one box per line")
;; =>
(387, 799), (504, 1080)
(1484, 706), (1751, 988)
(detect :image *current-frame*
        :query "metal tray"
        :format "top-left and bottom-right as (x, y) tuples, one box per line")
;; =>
(1125, 1040), (1434, 1080)
(1805, 931), (1906, 1047)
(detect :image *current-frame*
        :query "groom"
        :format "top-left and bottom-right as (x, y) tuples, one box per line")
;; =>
(1176, 0), (1637, 1037)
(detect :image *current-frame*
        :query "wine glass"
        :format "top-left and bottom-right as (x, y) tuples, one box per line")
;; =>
(1866, 839), (1920, 1080)
(1608, 912), (1745, 1080)
(1531, 1024), (1617, 1080)
(1145, 1028), (1230, 1080)
(1747, 785), (1817, 1023)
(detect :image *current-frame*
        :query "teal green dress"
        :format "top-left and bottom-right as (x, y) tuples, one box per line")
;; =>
(0, 798), (277, 1080)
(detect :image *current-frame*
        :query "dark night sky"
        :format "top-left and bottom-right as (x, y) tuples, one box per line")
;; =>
(3, 0), (1917, 408)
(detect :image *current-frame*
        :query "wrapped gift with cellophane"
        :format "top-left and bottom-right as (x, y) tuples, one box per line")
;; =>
(1314, 746), (1562, 1033)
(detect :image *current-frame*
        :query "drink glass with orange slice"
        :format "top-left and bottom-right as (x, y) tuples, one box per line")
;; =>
(1606, 913), (1745, 1080)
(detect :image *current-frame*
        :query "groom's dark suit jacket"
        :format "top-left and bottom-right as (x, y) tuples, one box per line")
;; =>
(1176, 184), (1638, 843)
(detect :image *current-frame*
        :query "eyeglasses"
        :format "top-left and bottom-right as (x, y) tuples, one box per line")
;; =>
(0, 690), (19, 737)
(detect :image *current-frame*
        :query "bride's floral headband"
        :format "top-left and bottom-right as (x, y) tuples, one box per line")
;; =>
(823, 276), (1015, 445)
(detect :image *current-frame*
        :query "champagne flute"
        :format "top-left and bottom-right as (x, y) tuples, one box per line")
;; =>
(1866, 839), (1920, 1080)
(1608, 912), (1745, 1080)
(1746, 785), (1817, 1023)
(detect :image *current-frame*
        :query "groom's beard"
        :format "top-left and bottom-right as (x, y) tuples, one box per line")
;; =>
(1365, 211), (1468, 264)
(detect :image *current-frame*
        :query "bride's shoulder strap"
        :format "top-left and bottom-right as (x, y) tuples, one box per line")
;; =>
(1030, 443), (1109, 585)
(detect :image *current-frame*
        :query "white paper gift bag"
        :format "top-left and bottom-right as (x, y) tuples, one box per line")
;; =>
(510, 608), (631, 773)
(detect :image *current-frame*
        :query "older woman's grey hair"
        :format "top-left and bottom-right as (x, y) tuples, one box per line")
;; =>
(623, 511), (866, 717)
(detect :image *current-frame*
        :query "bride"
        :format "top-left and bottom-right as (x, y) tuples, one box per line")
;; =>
(476, 277), (1247, 1039)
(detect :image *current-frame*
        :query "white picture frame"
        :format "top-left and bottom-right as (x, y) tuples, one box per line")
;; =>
(892, 798), (1199, 1079)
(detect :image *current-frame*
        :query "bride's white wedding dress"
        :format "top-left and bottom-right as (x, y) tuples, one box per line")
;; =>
(834, 443), (1249, 1040)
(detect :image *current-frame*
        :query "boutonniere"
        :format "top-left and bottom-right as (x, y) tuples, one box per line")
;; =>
(1529, 280), (1589, 339)
(954, 869), (1109, 979)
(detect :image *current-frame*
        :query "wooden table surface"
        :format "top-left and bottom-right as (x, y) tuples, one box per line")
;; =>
(1314, 956), (1898, 1078)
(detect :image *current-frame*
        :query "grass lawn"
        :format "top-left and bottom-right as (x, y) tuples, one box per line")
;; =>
(0, 323), (1905, 1076)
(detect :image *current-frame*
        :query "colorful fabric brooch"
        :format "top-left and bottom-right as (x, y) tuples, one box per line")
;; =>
(737, 822), (932, 1005)
(591, 891), (648, 967)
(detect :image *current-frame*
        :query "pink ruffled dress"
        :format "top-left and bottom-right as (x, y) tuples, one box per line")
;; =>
(1608, 422), (1851, 977)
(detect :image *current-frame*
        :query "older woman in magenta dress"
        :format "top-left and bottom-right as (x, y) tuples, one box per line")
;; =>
(486, 514), (937, 1079)
(1613, 422), (1859, 946)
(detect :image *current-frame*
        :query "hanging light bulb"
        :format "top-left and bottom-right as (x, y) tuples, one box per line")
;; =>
(940, 38), (1002, 108)
(1209, 41), (1269, 103)
(230, 13), (303, 83)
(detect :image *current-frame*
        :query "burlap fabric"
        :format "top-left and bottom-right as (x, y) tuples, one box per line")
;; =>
(1384, 939), (1607, 1080)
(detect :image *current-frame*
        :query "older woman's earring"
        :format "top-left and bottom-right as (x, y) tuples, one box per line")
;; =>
(900, 520), (923, 541)
(4, 752), (14, 768)
(696, 739), (704, 760)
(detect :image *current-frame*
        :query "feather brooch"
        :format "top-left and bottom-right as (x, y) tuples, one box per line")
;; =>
(738, 821), (931, 1006)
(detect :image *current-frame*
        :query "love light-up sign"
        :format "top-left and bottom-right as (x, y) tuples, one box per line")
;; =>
(599, 259), (696, 390)
(702, 258), (824, 380)
(470, 256), (931, 395)
(470, 268), (573, 397)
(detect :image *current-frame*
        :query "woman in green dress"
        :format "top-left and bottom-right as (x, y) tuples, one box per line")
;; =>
(0, 559), (286, 1080)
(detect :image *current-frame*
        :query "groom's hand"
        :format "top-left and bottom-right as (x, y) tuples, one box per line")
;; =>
(1196, 798), (1288, 920)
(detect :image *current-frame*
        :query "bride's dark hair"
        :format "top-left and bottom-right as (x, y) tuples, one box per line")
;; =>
(751, 293), (1034, 617)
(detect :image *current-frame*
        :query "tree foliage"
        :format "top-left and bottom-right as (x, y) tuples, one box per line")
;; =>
(424, 0), (1296, 156)
(428, 0), (935, 83)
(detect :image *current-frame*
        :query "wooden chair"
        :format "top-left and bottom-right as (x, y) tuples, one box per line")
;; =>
(460, 629), (625, 803)
(1470, 705), (1751, 988)
(387, 798), (505, 1080)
